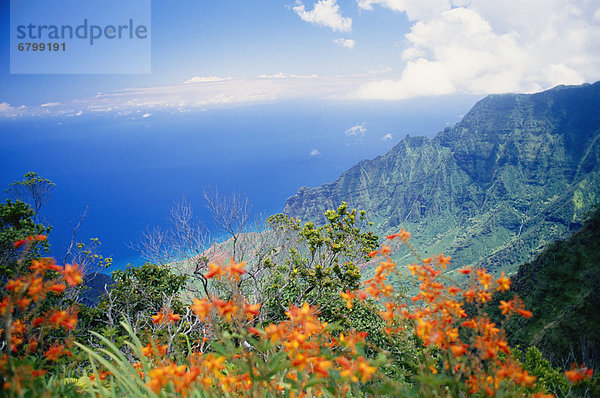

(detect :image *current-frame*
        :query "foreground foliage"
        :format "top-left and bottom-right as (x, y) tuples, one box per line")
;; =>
(2, 226), (595, 397)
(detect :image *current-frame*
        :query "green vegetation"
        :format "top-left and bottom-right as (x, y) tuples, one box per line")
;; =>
(492, 206), (600, 372)
(285, 82), (600, 274)
(0, 199), (51, 279)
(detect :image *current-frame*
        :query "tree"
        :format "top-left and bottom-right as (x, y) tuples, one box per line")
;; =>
(0, 199), (51, 279)
(260, 202), (379, 324)
(89, 262), (188, 335)
(6, 172), (55, 219)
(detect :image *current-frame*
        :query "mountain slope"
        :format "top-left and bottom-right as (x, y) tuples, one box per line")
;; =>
(284, 82), (600, 272)
(495, 206), (600, 367)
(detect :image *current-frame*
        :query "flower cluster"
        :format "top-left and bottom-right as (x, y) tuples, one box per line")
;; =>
(1, 236), (83, 393)
(565, 363), (594, 383)
(138, 260), (378, 396)
(84, 233), (594, 397)
(344, 232), (548, 396)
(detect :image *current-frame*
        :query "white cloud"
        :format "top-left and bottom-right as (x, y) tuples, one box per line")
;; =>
(333, 38), (355, 48)
(142, 113), (151, 118)
(0, 102), (14, 112)
(41, 102), (60, 107)
(352, 2), (600, 100)
(382, 133), (393, 140)
(258, 72), (319, 79)
(345, 122), (367, 138)
(184, 76), (230, 84)
(2, 71), (385, 118)
(0, 102), (26, 117)
(294, 0), (352, 32)
(310, 148), (321, 156)
(259, 72), (289, 79)
(0, 103), (14, 113)
(356, 0), (453, 21)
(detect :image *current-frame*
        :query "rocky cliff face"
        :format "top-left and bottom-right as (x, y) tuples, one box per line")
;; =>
(284, 82), (600, 272)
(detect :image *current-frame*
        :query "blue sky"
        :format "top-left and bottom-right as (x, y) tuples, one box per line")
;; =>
(1, 0), (600, 115)
(1, 0), (409, 106)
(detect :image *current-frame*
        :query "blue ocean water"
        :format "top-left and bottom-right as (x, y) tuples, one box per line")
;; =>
(0, 98), (477, 270)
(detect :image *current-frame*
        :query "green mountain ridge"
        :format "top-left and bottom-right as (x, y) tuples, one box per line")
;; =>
(284, 82), (600, 273)
(494, 205), (600, 368)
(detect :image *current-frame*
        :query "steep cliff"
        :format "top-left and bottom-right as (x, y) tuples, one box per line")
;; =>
(284, 82), (600, 271)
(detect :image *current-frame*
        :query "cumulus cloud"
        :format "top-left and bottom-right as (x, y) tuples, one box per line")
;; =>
(310, 148), (321, 156)
(184, 75), (230, 84)
(41, 102), (60, 107)
(0, 102), (16, 112)
(333, 38), (355, 48)
(294, 0), (352, 32)
(0, 102), (26, 118)
(352, 1), (600, 100)
(142, 113), (151, 118)
(357, 0), (453, 21)
(345, 122), (367, 137)
(382, 133), (393, 140)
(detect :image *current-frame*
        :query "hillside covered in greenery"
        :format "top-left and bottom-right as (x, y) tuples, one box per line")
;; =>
(285, 82), (600, 273)
(495, 206), (600, 368)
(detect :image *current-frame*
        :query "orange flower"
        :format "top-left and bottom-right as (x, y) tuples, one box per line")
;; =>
(499, 300), (514, 315)
(356, 356), (377, 382)
(244, 303), (261, 319)
(27, 277), (44, 300)
(17, 297), (32, 310)
(340, 290), (354, 309)
(44, 344), (72, 361)
(214, 299), (237, 322)
(265, 323), (287, 342)
(435, 253), (452, 268)
(167, 312), (180, 323)
(379, 245), (392, 256)
(450, 344), (467, 357)
(48, 310), (78, 330)
(151, 309), (180, 325)
(312, 357), (332, 378)
(477, 290), (492, 303)
(477, 269), (493, 289)
(141, 343), (154, 357)
(386, 228), (411, 242)
(61, 264), (83, 286)
(152, 312), (165, 324)
(191, 298), (212, 321)
(6, 278), (25, 293)
(565, 363), (593, 383)
(496, 272), (511, 292)
(516, 308), (533, 318)
(30, 258), (62, 272)
(0, 297), (8, 316)
(204, 263), (225, 280)
(291, 353), (310, 371)
(458, 267), (472, 275)
(226, 259), (247, 280)
(49, 284), (66, 294)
